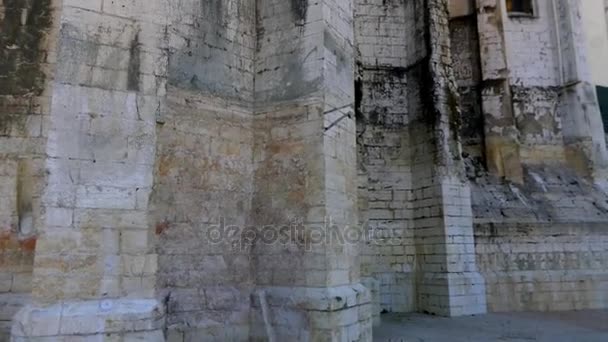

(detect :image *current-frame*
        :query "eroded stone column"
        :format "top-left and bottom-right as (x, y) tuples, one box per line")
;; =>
(251, 0), (372, 340)
(11, 1), (170, 340)
(475, 0), (524, 183)
(412, 0), (487, 317)
(556, 0), (608, 179)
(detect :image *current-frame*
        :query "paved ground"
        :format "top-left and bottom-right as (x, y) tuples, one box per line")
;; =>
(374, 310), (608, 342)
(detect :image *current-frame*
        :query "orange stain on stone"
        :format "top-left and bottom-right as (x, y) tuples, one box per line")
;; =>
(0, 229), (36, 253)
(157, 155), (174, 177)
(156, 221), (170, 235)
(19, 237), (37, 252)
(268, 141), (304, 156)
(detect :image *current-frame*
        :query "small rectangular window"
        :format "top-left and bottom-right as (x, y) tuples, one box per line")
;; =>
(507, 0), (535, 17)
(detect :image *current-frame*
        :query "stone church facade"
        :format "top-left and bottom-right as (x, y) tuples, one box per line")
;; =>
(0, 0), (607, 340)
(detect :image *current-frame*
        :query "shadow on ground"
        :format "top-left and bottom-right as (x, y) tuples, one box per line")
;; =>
(374, 310), (608, 342)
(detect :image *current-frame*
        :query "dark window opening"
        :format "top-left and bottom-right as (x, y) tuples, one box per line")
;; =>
(598, 86), (608, 133)
(507, 0), (535, 16)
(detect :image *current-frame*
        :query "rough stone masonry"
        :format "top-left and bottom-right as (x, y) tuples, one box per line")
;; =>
(0, 0), (607, 341)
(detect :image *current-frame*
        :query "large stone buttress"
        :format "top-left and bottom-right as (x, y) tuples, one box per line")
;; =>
(9, 0), (170, 339)
(250, 0), (373, 339)
(355, 0), (487, 317)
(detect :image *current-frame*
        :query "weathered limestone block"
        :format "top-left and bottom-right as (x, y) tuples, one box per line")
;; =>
(413, 179), (487, 316)
(354, 0), (423, 315)
(151, 1), (256, 338)
(475, 220), (608, 312)
(252, 0), (372, 339)
(250, 285), (372, 341)
(360, 277), (381, 327)
(561, 81), (608, 178)
(0, 0), (60, 338)
(154, 90), (254, 341)
(449, 13), (485, 165)
(472, 166), (608, 312)
(11, 299), (164, 341)
(10, 0), (168, 340)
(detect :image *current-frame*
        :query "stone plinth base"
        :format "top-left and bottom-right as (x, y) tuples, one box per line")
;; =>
(0, 293), (31, 339)
(11, 298), (165, 341)
(251, 284), (373, 341)
(417, 271), (487, 317)
(360, 277), (381, 327)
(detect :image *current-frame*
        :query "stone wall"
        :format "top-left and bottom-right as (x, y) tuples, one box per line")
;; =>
(449, 14), (485, 173)
(166, 0), (255, 101)
(254, 0), (323, 103)
(412, 0), (486, 317)
(11, 0), (170, 339)
(355, 0), (487, 317)
(503, 1), (564, 164)
(0, 0), (58, 338)
(476, 222), (608, 312)
(472, 165), (608, 312)
(2, 0), (608, 339)
(504, 1), (560, 87)
(153, 92), (254, 341)
(251, 0), (372, 340)
(30, 0), (173, 302)
(354, 0), (422, 313)
(580, 0), (608, 88)
(151, 0), (256, 340)
(461, 0), (608, 313)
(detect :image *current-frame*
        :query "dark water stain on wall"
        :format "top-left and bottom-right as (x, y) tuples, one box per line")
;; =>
(257, 54), (322, 103)
(511, 86), (561, 139)
(355, 76), (363, 121)
(323, 30), (348, 73)
(0, 0), (53, 134)
(357, 66), (409, 128)
(0, 0), (52, 96)
(290, 0), (308, 23)
(168, 0), (243, 98)
(127, 32), (141, 92)
(200, 0), (224, 25)
(382, 0), (407, 7)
